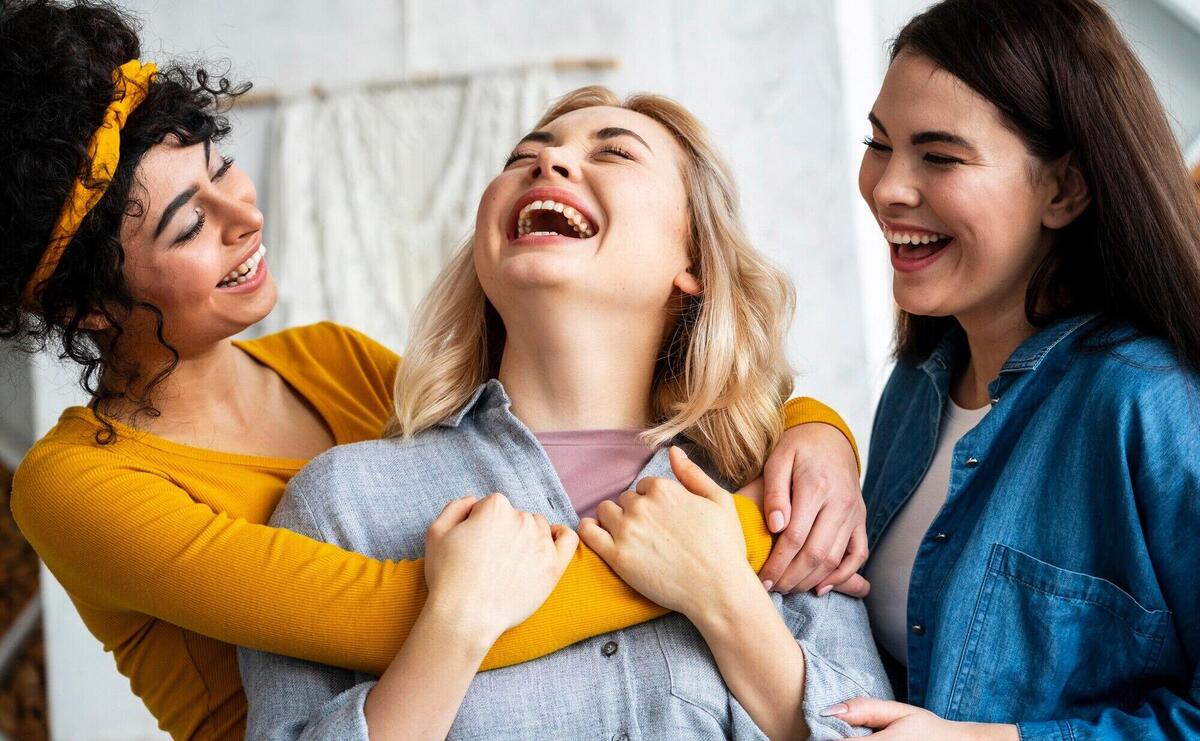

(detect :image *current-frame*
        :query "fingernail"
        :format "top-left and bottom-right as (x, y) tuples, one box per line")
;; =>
(768, 511), (785, 532)
(674, 446), (688, 459)
(761, 579), (774, 592)
(819, 703), (848, 717)
(817, 584), (834, 597)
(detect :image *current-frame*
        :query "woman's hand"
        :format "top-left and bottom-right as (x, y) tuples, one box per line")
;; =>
(423, 494), (578, 641)
(823, 698), (1019, 740)
(758, 422), (870, 597)
(578, 447), (761, 620)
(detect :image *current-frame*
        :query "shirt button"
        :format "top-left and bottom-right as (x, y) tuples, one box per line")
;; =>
(613, 734), (629, 741)
(911, 624), (926, 636)
(602, 640), (618, 657)
(965, 457), (980, 468)
(932, 532), (949, 543)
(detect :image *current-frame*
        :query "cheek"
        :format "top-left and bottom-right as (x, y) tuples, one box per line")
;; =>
(475, 178), (510, 234)
(858, 153), (881, 207)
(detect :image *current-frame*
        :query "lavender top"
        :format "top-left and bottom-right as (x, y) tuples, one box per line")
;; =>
(534, 429), (655, 519)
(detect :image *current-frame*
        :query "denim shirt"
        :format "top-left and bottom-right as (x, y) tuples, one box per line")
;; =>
(863, 314), (1200, 740)
(239, 380), (891, 740)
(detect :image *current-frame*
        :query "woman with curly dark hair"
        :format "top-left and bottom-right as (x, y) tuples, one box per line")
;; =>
(0, 1), (869, 738)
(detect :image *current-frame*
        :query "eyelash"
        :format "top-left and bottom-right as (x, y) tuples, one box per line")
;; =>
(862, 137), (962, 166)
(502, 145), (635, 168)
(176, 210), (206, 246)
(172, 156), (235, 245)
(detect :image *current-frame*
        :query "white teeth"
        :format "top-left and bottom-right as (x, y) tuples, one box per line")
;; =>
(515, 199), (594, 239)
(882, 228), (950, 245)
(218, 244), (267, 287)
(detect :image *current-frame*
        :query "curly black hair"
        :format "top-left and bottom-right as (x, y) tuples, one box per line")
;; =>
(0, 0), (248, 442)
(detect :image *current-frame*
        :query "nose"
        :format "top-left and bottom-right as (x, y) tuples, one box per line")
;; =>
(529, 146), (575, 181)
(872, 157), (921, 211)
(215, 175), (264, 245)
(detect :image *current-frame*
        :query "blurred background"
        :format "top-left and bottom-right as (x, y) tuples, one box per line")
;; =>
(1, 0), (1198, 738)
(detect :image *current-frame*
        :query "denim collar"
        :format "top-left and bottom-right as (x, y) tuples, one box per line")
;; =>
(919, 313), (1100, 380)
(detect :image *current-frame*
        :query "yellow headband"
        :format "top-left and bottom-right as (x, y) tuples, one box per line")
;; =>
(22, 59), (157, 309)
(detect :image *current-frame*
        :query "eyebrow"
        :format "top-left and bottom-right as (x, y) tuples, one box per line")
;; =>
(153, 141), (211, 238)
(154, 185), (199, 238)
(868, 112), (976, 151)
(514, 127), (653, 153)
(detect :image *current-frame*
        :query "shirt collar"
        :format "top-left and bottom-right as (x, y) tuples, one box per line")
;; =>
(437, 378), (510, 428)
(918, 313), (1100, 379)
(1000, 313), (1100, 373)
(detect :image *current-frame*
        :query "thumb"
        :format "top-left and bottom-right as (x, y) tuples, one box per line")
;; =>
(831, 573), (872, 598)
(822, 697), (920, 729)
(550, 524), (580, 571)
(577, 517), (616, 563)
(668, 446), (728, 503)
(427, 495), (478, 538)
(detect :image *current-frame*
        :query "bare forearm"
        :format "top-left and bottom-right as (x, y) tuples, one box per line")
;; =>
(690, 570), (809, 741)
(364, 597), (495, 740)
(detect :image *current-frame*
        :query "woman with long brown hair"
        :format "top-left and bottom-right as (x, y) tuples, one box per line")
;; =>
(822, 0), (1200, 737)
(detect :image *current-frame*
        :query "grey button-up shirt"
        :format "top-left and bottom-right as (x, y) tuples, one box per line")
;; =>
(239, 380), (891, 739)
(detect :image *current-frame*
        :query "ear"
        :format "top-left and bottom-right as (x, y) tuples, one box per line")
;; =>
(673, 268), (702, 297)
(65, 306), (112, 332)
(1042, 155), (1091, 230)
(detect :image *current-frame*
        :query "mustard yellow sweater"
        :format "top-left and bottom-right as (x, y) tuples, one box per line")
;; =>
(11, 323), (857, 740)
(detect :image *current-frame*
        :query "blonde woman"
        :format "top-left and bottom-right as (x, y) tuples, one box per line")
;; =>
(239, 87), (890, 740)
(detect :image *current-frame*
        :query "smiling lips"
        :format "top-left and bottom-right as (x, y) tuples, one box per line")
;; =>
(217, 244), (266, 288)
(882, 223), (955, 271)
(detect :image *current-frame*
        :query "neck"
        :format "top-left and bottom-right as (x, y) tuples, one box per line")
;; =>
(952, 300), (1037, 409)
(99, 336), (266, 432)
(496, 302), (663, 432)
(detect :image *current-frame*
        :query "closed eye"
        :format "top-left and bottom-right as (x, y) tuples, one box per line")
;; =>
(923, 153), (963, 166)
(863, 136), (891, 153)
(214, 156), (235, 180)
(504, 151), (536, 168)
(595, 145), (633, 160)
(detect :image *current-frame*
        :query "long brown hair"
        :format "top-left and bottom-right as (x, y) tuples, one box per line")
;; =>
(891, 0), (1200, 373)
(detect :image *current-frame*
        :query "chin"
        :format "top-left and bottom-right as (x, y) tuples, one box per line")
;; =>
(496, 253), (584, 290)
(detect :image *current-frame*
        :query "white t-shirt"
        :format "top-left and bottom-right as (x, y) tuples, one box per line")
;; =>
(863, 398), (990, 666)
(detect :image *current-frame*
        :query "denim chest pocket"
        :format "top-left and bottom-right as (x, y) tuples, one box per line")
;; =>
(946, 544), (1170, 723)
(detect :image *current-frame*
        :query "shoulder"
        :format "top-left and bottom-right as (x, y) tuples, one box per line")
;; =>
(241, 322), (400, 373)
(282, 431), (455, 512)
(12, 420), (170, 543)
(1068, 329), (1199, 420)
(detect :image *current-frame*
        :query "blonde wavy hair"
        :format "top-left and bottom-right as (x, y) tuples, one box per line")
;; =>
(385, 86), (795, 486)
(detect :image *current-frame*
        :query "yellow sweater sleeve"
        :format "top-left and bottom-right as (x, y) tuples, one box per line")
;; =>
(12, 396), (846, 675)
(783, 396), (861, 472)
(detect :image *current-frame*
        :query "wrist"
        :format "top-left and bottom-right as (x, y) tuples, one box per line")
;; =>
(687, 566), (766, 635)
(422, 590), (504, 655)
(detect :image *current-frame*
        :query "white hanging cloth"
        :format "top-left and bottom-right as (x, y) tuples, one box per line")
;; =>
(262, 68), (557, 349)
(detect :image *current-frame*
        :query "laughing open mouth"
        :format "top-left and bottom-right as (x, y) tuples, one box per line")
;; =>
(515, 199), (594, 239)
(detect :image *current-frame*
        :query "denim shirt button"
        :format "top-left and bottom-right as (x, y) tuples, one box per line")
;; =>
(602, 640), (619, 657)
(932, 532), (949, 543)
(613, 734), (629, 741)
(911, 624), (926, 635)
(965, 457), (980, 468)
